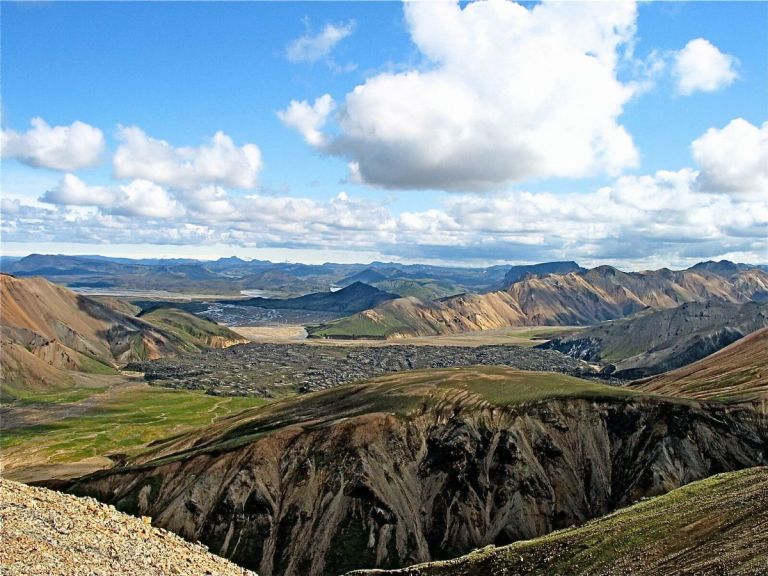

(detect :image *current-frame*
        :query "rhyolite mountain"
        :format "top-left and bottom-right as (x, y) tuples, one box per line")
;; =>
(0, 274), (245, 399)
(66, 367), (768, 576)
(539, 300), (768, 378)
(500, 260), (585, 287)
(309, 264), (768, 339)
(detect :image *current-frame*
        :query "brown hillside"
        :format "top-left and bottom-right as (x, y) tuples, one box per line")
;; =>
(634, 327), (768, 401)
(0, 274), (245, 398)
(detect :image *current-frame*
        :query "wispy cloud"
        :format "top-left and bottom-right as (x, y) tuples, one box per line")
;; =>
(286, 20), (355, 64)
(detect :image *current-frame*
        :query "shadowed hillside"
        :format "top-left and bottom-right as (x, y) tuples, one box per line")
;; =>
(539, 301), (768, 378)
(346, 467), (768, 576)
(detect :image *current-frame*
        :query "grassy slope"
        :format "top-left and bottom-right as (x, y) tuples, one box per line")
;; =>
(8, 366), (625, 478)
(634, 327), (768, 402)
(129, 366), (642, 466)
(139, 307), (245, 349)
(1, 383), (267, 479)
(306, 298), (442, 339)
(347, 467), (768, 576)
(308, 311), (413, 339)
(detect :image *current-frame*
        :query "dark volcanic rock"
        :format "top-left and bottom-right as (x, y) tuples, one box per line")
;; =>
(126, 342), (594, 397)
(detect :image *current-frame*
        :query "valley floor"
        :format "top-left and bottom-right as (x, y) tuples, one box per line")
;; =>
(231, 324), (577, 347)
(0, 373), (266, 483)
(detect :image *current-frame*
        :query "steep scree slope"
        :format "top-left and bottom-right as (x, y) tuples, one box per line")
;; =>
(0, 478), (256, 576)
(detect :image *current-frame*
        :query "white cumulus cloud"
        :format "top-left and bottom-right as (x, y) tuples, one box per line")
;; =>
(673, 38), (738, 95)
(691, 118), (768, 198)
(277, 94), (335, 147)
(1, 118), (105, 171)
(42, 174), (182, 219)
(22, 117), (767, 267)
(281, 0), (640, 190)
(287, 21), (355, 63)
(112, 126), (262, 190)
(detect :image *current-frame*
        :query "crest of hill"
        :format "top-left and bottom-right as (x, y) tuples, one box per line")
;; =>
(337, 268), (465, 300)
(0, 274), (245, 399)
(338, 268), (390, 286)
(539, 301), (768, 379)
(632, 327), (768, 402)
(687, 259), (762, 278)
(308, 263), (768, 339)
(501, 260), (585, 287)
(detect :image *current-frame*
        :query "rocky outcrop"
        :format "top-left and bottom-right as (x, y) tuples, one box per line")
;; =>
(0, 479), (256, 576)
(68, 395), (767, 576)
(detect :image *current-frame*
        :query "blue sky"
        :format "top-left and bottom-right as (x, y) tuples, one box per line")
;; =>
(1, 1), (766, 268)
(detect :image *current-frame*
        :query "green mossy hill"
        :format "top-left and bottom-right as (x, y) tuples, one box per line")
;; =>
(139, 307), (246, 349)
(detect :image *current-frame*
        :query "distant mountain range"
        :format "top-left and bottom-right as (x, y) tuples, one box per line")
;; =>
(0, 253), (515, 296)
(3, 254), (766, 301)
(308, 263), (768, 339)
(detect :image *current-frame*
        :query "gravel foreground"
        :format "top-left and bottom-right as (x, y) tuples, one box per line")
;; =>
(0, 478), (257, 576)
